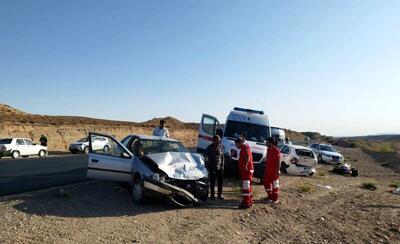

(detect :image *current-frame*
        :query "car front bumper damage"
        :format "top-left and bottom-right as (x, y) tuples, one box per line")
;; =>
(143, 178), (205, 207)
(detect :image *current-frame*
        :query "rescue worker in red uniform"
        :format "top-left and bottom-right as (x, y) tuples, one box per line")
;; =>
(235, 137), (254, 209)
(264, 137), (281, 203)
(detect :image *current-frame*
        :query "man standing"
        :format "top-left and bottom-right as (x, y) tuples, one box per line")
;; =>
(205, 135), (224, 200)
(153, 119), (170, 138)
(39, 134), (48, 147)
(235, 137), (254, 209)
(264, 137), (281, 204)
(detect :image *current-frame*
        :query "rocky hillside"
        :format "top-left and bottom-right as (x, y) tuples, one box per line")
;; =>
(0, 104), (198, 151)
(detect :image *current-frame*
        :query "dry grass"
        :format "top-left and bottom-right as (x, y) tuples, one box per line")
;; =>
(362, 182), (377, 190)
(298, 183), (315, 193)
(389, 182), (400, 188)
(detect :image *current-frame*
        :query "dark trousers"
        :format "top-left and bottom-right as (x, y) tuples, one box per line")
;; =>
(209, 169), (223, 197)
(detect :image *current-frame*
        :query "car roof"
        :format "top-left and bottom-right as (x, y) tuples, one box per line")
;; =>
(311, 143), (331, 146)
(290, 144), (312, 150)
(128, 134), (179, 142)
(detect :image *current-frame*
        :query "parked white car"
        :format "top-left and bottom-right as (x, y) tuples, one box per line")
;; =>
(309, 143), (344, 164)
(280, 144), (317, 176)
(69, 136), (110, 154)
(0, 138), (48, 159)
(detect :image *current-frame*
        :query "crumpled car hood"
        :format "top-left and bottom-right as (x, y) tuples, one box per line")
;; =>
(145, 152), (208, 180)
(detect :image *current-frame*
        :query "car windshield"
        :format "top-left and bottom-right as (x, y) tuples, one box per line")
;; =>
(224, 120), (270, 143)
(0, 139), (12, 144)
(321, 145), (336, 152)
(140, 139), (189, 155)
(78, 138), (88, 142)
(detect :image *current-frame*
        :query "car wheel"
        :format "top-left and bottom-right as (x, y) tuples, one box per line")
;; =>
(103, 145), (110, 153)
(317, 155), (323, 163)
(38, 150), (46, 157)
(280, 162), (289, 174)
(132, 176), (146, 205)
(83, 146), (89, 154)
(12, 151), (20, 159)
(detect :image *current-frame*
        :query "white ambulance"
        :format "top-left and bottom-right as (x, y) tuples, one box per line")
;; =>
(197, 107), (271, 180)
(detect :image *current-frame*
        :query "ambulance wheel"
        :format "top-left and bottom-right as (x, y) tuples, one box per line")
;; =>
(280, 162), (289, 174)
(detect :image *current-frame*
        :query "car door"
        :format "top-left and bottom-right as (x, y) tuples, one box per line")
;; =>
(280, 145), (291, 164)
(15, 139), (28, 155)
(197, 114), (222, 154)
(23, 139), (37, 155)
(87, 133), (134, 182)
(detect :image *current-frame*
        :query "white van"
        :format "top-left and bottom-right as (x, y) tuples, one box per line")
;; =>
(271, 127), (286, 144)
(197, 107), (271, 180)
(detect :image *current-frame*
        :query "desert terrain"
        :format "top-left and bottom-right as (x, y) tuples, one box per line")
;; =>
(1, 104), (400, 243)
(0, 104), (198, 151)
(0, 146), (399, 243)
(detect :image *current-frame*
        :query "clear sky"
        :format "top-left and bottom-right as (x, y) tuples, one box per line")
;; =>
(1, 1), (399, 136)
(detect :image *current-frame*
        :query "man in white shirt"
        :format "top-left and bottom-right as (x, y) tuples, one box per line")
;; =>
(153, 119), (170, 138)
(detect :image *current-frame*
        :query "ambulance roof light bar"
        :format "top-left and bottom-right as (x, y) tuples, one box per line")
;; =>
(233, 107), (264, 115)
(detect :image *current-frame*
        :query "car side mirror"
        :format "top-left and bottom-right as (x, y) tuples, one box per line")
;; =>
(121, 152), (131, 159)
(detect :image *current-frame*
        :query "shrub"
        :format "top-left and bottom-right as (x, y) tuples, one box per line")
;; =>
(362, 182), (377, 190)
(298, 183), (315, 193)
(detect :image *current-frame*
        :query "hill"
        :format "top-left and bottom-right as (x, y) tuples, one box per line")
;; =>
(0, 104), (197, 151)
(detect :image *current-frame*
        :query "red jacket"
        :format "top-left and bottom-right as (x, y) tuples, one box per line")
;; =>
(264, 145), (281, 179)
(238, 144), (254, 172)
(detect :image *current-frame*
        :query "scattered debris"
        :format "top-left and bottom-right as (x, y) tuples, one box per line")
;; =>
(333, 162), (358, 177)
(316, 184), (332, 190)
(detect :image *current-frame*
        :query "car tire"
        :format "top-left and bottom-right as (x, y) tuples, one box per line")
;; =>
(280, 162), (289, 174)
(12, 151), (20, 159)
(317, 155), (323, 163)
(103, 145), (110, 153)
(83, 146), (89, 154)
(132, 175), (146, 205)
(38, 150), (46, 157)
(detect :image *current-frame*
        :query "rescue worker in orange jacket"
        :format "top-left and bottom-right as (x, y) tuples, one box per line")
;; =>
(263, 137), (281, 203)
(235, 137), (254, 209)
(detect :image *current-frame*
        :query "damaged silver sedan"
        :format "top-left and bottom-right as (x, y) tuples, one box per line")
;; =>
(86, 133), (209, 207)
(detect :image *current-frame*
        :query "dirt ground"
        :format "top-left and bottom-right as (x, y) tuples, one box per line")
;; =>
(1, 146), (399, 243)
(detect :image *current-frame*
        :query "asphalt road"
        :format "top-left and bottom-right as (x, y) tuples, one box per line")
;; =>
(0, 154), (88, 196)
